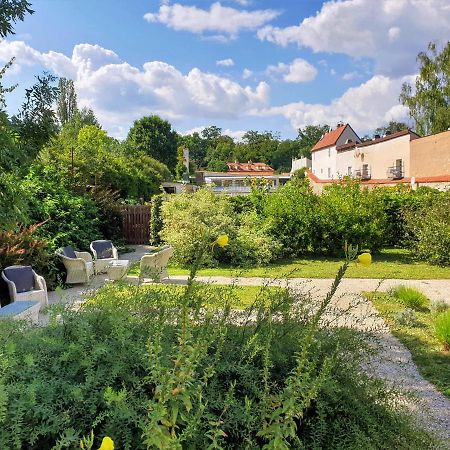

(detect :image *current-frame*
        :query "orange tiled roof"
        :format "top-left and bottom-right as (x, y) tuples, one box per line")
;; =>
(311, 124), (348, 152)
(226, 161), (274, 172)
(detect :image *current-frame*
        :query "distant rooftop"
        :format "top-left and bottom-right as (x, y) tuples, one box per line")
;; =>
(226, 161), (274, 172)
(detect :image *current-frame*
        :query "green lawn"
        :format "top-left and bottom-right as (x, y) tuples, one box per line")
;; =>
(367, 291), (450, 398)
(129, 248), (450, 279)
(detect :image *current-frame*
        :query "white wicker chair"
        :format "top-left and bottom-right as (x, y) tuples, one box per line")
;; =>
(1, 266), (48, 307)
(56, 246), (94, 284)
(140, 246), (174, 282)
(90, 240), (119, 274)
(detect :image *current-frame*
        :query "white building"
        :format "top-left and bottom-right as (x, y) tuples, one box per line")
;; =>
(311, 123), (361, 179)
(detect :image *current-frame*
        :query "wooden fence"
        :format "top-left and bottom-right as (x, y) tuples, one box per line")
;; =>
(121, 205), (151, 244)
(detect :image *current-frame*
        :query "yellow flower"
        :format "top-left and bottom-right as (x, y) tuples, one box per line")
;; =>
(99, 437), (114, 450)
(357, 252), (372, 267)
(215, 234), (229, 248)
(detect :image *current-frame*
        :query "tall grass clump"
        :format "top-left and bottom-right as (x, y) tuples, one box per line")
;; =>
(434, 310), (450, 350)
(390, 285), (429, 311)
(0, 239), (440, 449)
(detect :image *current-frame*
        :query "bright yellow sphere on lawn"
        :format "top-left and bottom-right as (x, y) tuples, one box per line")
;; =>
(357, 252), (372, 267)
(99, 437), (114, 450)
(215, 234), (229, 248)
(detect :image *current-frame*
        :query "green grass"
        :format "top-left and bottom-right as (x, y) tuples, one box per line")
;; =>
(114, 282), (284, 309)
(390, 285), (429, 310)
(367, 291), (450, 398)
(129, 248), (450, 279)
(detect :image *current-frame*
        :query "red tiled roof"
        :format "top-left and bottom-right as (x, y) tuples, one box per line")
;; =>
(226, 161), (274, 172)
(311, 124), (348, 152)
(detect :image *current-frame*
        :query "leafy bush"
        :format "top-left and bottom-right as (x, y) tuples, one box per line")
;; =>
(264, 179), (319, 256)
(22, 167), (101, 252)
(434, 310), (450, 350)
(390, 285), (429, 311)
(403, 192), (450, 265)
(316, 181), (387, 255)
(227, 211), (281, 266)
(0, 265), (438, 449)
(160, 189), (235, 266)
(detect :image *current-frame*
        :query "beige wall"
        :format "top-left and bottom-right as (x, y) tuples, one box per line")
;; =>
(356, 134), (411, 179)
(410, 131), (450, 177)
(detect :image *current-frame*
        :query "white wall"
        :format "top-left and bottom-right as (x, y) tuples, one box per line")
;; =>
(336, 149), (357, 177)
(311, 126), (360, 179)
(291, 157), (312, 172)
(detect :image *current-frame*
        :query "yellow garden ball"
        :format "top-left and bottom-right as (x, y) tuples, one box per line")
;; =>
(357, 252), (372, 267)
(99, 436), (114, 450)
(215, 234), (229, 248)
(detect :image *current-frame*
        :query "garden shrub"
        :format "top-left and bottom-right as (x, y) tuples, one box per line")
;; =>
(390, 285), (429, 311)
(434, 310), (450, 350)
(316, 181), (387, 255)
(160, 189), (236, 266)
(0, 266), (438, 449)
(264, 179), (319, 256)
(227, 211), (281, 266)
(403, 192), (450, 265)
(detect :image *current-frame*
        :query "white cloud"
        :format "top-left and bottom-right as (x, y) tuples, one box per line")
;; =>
(266, 58), (317, 83)
(242, 68), (253, 79)
(144, 2), (280, 39)
(216, 58), (234, 67)
(253, 75), (411, 134)
(0, 40), (270, 138)
(342, 71), (359, 81)
(257, 0), (450, 76)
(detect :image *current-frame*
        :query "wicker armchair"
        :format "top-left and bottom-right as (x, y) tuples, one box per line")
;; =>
(1, 265), (48, 307)
(56, 246), (94, 284)
(90, 240), (119, 274)
(140, 246), (174, 282)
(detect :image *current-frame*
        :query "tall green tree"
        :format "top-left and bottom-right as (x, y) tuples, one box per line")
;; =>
(400, 41), (450, 136)
(296, 124), (329, 158)
(374, 121), (409, 136)
(13, 72), (59, 156)
(126, 115), (177, 170)
(0, 0), (33, 38)
(57, 78), (78, 126)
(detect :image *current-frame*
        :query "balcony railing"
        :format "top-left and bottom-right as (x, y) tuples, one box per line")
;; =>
(387, 166), (404, 179)
(353, 168), (371, 180)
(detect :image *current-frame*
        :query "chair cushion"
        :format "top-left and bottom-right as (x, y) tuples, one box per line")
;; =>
(3, 266), (35, 293)
(62, 246), (77, 259)
(92, 240), (113, 259)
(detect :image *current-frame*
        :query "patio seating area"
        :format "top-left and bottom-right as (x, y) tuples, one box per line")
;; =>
(0, 243), (174, 324)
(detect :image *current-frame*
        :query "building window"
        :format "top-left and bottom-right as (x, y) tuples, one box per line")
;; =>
(347, 166), (352, 176)
(328, 148), (331, 157)
(321, 168), (323, 174)
(327, 168), (331, 178)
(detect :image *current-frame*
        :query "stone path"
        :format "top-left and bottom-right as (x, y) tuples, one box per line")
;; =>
(44, 246), (450, 442)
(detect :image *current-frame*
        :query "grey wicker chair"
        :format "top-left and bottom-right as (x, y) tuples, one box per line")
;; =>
(56, 246), (94, 284)
(90, 240), (119, 274)
(1, 265), (48, 306)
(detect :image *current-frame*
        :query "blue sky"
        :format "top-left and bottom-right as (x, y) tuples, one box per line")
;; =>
(1, 0), (449, 140)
